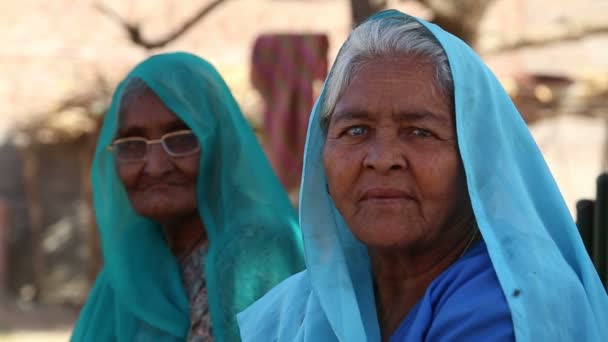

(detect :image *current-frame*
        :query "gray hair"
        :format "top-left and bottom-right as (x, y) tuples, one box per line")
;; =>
(118, 77), (150, 116)
(320, 16), (453, 131)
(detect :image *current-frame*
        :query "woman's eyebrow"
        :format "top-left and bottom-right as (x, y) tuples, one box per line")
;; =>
(115, 126), (145, 138)
(392, 110), (450, 124)
(332, 109), (451, 126)
(331, 110), (373, 124)
(164, 120), (190, 133)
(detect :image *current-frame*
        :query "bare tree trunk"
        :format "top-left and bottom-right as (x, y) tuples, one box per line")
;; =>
(603, 118), (608, 172)
(350, 0), (386, 28)
(79, 133), (102, 289)
(0, 198), (9, 300)
(417, 0), (495, 47)
(348, 0), (494, 46)
(22, 148), (43, 302)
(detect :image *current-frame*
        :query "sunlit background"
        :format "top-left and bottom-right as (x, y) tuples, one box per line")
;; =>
(1, 0), (607, 340)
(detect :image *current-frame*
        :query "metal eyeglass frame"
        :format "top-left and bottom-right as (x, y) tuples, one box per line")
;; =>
(107, 129), (200, 162)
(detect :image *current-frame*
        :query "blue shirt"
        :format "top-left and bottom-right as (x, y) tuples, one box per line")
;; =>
(390, 241), (514, 341)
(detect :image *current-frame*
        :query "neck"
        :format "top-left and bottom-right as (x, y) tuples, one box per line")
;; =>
(370, 216), (477, 341)
(160, 212), (207, 260)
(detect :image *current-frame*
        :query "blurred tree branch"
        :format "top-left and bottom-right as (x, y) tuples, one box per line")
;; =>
(354, 0), (608, 52)
(486, 21), (608, 54)
(94, 0), (229, 50)
(97, 0), (608, 54)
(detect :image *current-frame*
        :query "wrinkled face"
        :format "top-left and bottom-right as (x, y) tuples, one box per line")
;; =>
(323, 56), (470, 251)
(115, 89), (200, 223)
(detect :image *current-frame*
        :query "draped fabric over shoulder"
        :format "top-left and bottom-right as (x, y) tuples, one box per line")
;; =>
(237, 11), (608, 342)
(72, 52), (305, 342)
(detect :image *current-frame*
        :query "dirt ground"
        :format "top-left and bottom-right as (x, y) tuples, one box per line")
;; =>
(0, 299), (77, 342)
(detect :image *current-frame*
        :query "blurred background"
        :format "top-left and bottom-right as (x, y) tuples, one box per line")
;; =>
(0, 0), (606, 340)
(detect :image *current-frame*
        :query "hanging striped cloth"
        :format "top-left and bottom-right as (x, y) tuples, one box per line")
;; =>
(251, 34), (329, 191)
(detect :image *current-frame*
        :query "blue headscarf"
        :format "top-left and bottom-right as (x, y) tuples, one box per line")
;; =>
(72, 52), (305, 341)
(238, 11), (608, 341)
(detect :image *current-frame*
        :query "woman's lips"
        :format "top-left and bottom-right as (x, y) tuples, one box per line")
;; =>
(139, 182), (185, 192)
(361, 188), (414, 204)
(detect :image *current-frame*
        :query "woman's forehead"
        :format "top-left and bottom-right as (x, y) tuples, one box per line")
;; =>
(118, 89), (187, 134)
(333, 57), (452, 122)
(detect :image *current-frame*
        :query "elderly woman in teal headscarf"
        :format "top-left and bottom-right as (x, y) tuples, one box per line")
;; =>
(71, 52), (304, 341)
(238, 10), (608, 341)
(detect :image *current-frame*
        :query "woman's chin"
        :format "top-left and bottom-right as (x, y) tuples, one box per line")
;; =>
(358, 233), (422, 250)
(349, 220), (426, 250)
(133, 201), (191, 222)
(129, 190), (197, 222)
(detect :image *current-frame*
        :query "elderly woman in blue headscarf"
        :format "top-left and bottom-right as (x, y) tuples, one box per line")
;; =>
(238, 10), (608, 341)
(71, 52), (304, 341)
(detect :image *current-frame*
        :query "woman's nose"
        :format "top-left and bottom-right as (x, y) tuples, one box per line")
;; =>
(144, 143), (173, 176)
(363, 135), (407, 172)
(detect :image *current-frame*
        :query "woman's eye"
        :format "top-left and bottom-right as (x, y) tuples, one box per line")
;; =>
(345, 126), (368, 136)
(411, 128), (433, 138)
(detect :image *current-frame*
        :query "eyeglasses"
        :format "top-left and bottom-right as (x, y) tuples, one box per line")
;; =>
(108, 130), (200, 162)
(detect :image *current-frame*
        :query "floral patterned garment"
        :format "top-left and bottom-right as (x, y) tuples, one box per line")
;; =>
(179, 243), (213, 341)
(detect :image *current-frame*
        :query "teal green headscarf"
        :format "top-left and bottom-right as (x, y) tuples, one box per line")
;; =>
(72, 52), (305, 341)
